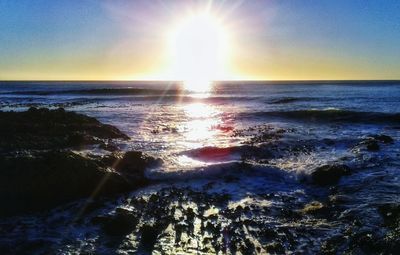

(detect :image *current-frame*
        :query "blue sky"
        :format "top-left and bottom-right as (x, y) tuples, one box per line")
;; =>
(0, 0), (399, 80)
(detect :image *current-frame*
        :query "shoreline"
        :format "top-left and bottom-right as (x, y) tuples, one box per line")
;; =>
(0, 107), (399, 253)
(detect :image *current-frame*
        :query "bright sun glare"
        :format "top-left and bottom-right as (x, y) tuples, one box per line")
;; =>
(170, 13), (230, 92)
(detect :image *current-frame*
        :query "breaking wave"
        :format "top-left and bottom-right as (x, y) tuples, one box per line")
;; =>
(240, 109), (400, 124)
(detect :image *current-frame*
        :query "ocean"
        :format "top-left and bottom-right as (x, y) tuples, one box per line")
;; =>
(0, 81), (399, 253)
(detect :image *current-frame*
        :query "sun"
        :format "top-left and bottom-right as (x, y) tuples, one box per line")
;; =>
(169, 12), (230, 92)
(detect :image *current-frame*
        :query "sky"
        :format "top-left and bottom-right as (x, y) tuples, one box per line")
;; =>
(0, 0), (399, 80)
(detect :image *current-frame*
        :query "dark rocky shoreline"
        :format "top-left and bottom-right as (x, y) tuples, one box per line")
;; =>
(0, 108), (159, 216)
(0, 108), (399, 254)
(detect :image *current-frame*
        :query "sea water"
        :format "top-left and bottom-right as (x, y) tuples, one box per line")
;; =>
(0, 81), (399, 253)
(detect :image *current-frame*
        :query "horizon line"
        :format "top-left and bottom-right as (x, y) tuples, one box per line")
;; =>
(1, 79), (400, 83)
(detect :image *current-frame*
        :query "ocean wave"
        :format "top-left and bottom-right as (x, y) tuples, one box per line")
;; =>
(268, 97), (317, 104)
(146, 161), (289, 184)
(121, 95), (260, 103)
(183, 146), (242, 162)
(2, 89), (261, 102)
(2, 88), (182, 96)
(267, 96), (397, 105)
(240, 109), (400, 124)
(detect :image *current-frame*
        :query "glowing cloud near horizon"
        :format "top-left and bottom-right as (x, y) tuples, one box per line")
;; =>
(168, 12), (231, 92)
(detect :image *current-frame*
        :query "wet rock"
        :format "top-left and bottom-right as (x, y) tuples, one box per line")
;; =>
(0, 148), (163, 216)
(279, 208), (302, 220)
(95, 208), (138, 236)
(237, 238), (256, 255)
(311, 164), (351, 186)
(174, 222), (186, 243)
(348, 230), (386, 254)
(321, 235), (345, 254)
(0, 151), (132, 216)
(378, 203), (400, 226)
(370, 134), (394, 144)
(0, 239), (54, 255)
(329, 194), (351, 205)
(186, 208), (196, 223)
(0, 107), (129, 152)
(261, 227), (278, 240)
(99, 141), (119, 151)
(115, 151), (162, 179)
(100, 154), (121, 167)
(205, 221), (221, 236)
(257, 159), (269, 164)
(355, 134), (394, 152)
(139, 224), (163, 252)
(364, 139), (380, 151)
(265, 242), (285, 254)
(300, 201), (329, 215)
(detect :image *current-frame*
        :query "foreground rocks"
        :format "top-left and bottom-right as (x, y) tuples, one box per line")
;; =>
(311, 164), (351, 186)
(352, 134), (394, 152)
(0, 107), (129, 152)
(0, 151), (128, 216)
(59, 186), (397, 254)
(92, 208), (139, 236)
(0, 116), (398, 253)
(0, 108), (159, 216)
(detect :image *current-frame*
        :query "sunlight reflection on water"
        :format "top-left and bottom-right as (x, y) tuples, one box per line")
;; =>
(183, 80), (214, 94)
(141, 100), (238, 172)
(135, 86), (240, 172)
(181, 102), (221, 148)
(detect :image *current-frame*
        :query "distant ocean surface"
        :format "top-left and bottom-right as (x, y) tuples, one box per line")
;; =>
(1, 80), (399, 157)
(1, 81), (400, 253)
(1, 81), (400, 171)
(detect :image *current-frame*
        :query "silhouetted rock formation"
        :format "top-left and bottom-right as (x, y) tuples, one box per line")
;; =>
(0, 108), (159, 216)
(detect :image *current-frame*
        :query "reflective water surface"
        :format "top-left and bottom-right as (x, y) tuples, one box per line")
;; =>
(0, 81), (399, 254)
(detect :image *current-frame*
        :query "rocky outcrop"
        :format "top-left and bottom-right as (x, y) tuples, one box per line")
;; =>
(0, 150), (158, 216)
(114, 151), (162, 177)
(311, 164), (351, 186)
(0, 107), (129, 152)
(353, 134), (394, 152)
(92, 208), (139, 236)
(0, 108), (159, 216)
(378, 203), (400, 226)
(371, 134), (394, 144)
